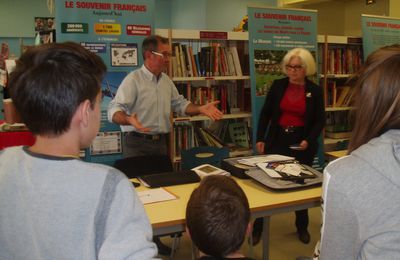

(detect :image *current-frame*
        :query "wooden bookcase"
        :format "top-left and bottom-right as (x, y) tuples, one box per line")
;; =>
(155, 29), (252, 163)
(318, 35), (363, 151)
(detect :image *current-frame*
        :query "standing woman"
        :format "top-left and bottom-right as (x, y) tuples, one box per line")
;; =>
(253, 48), (325, 245)
(320, 45), (400, 259)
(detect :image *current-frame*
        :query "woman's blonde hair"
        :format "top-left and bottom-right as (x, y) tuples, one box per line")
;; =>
(348, 44), (400, 152)
(281, 47), (316, 76)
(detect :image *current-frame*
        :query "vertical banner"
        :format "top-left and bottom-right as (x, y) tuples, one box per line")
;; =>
(248, 6), (318, 148)
(361, 14), (400, 59)
(56, 0), (155, 165)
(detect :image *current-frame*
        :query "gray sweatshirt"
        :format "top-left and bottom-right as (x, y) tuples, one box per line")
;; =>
(0, 146), (158, 260)
(320, 129), (400, 260)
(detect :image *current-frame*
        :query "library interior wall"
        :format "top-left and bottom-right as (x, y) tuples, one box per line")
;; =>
(301, 1), (345, 36)
(344, 0), (389, 36)
(302, 0), (390, 36)
(205, 0), (277, 31)
(389, 0), (400, 17)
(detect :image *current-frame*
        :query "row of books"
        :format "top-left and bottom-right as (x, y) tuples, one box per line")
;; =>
(324, 46), (363, 75)
(171, 43), (243, 78)
(325, 110), (353, 138)
(176, 83), (244, 114)
(173, 121), (251, 157)
(325, 81), (354, 107)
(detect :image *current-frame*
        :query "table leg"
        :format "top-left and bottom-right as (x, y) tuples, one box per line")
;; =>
(262, 216), (270, 260)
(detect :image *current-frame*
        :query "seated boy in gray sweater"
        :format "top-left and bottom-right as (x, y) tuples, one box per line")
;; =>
(0, 42), (157, 259)
(186, 175), (254, 260)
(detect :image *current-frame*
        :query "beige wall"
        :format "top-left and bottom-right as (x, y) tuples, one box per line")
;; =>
(389, 0), (400, 18)
(286, 0), (391, 36)
(344, 0), (389, 36)
(302, 1), (346, 35)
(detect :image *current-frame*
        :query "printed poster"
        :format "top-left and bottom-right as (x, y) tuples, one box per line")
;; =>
(361, 14), (400, 59)
(56, 0), (155, 72)
(248, 6), (317, 148)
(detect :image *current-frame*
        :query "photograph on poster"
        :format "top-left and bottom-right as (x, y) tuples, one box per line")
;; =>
(34, 17), (56, 44)
(100, 72), (127, 122)
(110, 43), (138, 66)
(254, 49), (286, 96)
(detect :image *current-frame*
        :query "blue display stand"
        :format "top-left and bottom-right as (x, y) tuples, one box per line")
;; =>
(55, 0), (155, 165)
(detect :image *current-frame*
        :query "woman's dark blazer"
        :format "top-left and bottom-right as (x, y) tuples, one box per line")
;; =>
(256, 77), (325, 148)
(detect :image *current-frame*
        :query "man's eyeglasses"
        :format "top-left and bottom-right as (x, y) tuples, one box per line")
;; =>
(285, 64), (304, 71)
(151, 51), (172, 59)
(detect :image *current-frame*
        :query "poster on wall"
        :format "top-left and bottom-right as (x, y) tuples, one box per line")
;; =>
(248, 6), (318, 147)
(55, 0), (155, 72)
(361, 14), (400, 59)
(55, 0), (155, 162)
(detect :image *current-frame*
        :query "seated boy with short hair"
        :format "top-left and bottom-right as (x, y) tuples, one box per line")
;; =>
(0, 42), (157, 259)
(186, 175), (254, 260)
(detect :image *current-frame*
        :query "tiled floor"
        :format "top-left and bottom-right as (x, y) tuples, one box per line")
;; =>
(158, 207), (321, 260)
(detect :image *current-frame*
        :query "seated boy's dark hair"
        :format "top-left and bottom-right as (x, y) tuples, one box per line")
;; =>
(8, 42), (106, 136)
(186, 175), (250, 257)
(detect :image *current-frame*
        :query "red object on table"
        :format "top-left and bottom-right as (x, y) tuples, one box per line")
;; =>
(0, 121), (36, 150)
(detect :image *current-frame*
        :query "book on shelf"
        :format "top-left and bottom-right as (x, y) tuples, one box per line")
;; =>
(335, 86), (351, 107)
(228, 121), (250, 148)
(326, 46), (362, 75)
(325, 82), (354, 108)
(188, 46), (198, 77)
(176, 82), (244, 114)
(172, 43), (183, 77)
(170, 43), (243, 78)
(173, 121), (252, 158)
(182, 45), (193, 77)
(342, 86), (354, 107)
(229, 46), (243, 76)
(178, 43), (187, 77)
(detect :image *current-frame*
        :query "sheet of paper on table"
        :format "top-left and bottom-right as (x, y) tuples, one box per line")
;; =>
(138, 188), (178, 205)
(237, 154), (295, 166)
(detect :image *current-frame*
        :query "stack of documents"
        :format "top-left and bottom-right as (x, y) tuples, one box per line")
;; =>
(237, 154), (295, 167)
(256, 161), (316, 180)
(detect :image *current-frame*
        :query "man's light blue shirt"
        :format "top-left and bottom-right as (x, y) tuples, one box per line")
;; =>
(108, 65), (190, 134)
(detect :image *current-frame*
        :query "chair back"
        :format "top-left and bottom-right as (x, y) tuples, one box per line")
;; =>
(181, 146), (229, 170)
(113, 154), (173, 178)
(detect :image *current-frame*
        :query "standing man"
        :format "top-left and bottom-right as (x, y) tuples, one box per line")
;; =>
(108, 35), (223, 158)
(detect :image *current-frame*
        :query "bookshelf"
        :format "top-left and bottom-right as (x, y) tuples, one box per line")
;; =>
(155, 29), (252, 163)
(318, 35), (363, 151)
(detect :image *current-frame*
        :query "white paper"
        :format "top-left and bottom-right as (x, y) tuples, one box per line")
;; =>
(138, 188), (177, 205)
(256, 162), (281, 178)
(275, 163), (302, 176)
(238, 154), (295, 166)
(191, 164), (230, 178)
